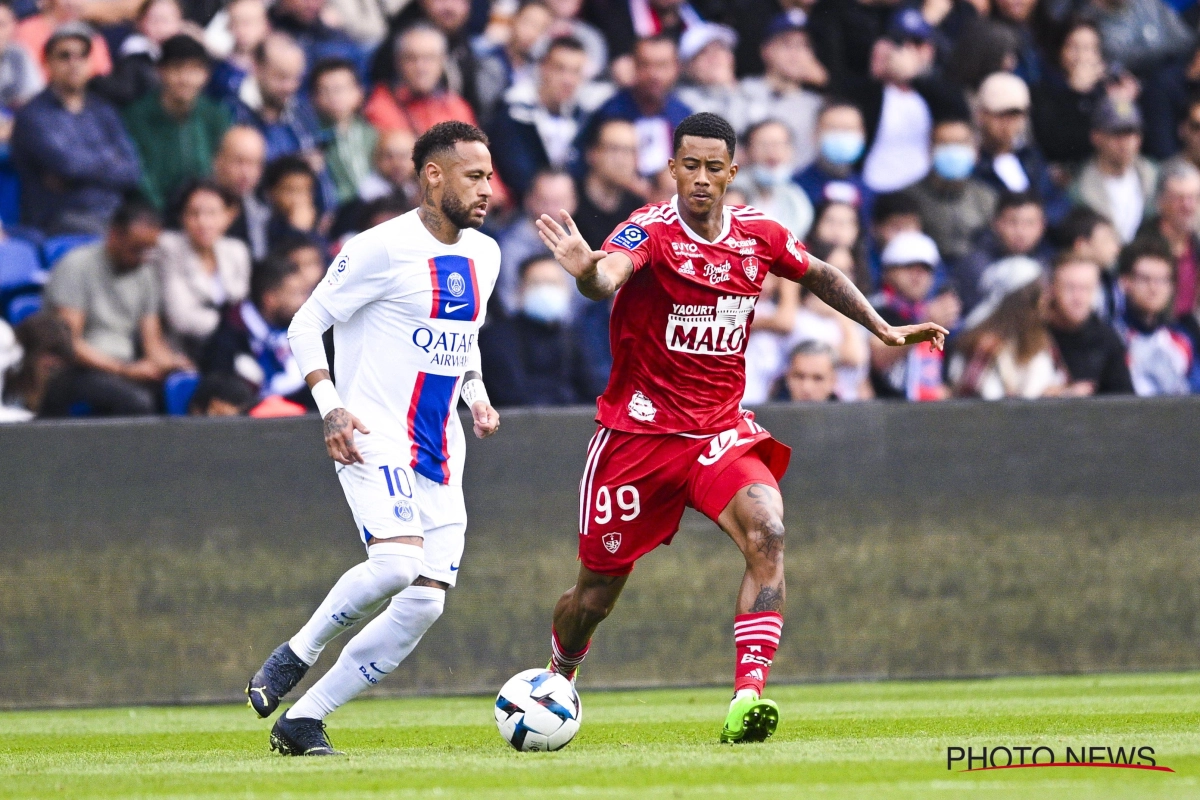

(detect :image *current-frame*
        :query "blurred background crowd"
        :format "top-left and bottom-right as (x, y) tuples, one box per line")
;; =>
(1, 0), (1199, 419)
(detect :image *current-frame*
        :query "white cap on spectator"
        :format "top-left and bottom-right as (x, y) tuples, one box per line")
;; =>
(977, 72), (1030, 114)
(881, 231), (940, 269)
(679, 22), (738, 62)
(964, 255), (1043, 329)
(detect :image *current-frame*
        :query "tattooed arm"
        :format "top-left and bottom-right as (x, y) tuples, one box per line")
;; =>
(305, 368), (371, 465)
(798, 256), (948, 350)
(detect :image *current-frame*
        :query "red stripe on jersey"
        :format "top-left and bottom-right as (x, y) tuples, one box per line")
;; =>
(467, 258), (481, 322)
(427, 259), (441, 317)
(407, 372), (426, 469)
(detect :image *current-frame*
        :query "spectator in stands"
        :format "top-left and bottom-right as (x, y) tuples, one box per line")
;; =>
(867, 191), (923, 288)
(497, 168), (576, 312)
(583, 0), (693, 78)
(869, 231), (957, 400)
(793, 101), (871, 213)
(544, 0), (607, 81)
(261, 154), (321, 250)
(44, 200), (192, 415)
(991, 0), (1045, 85)
(1046, 254), (1134, 395)
(1071, 96), (1157, 243)
(1165, 96), (1200, 185)
(809, 200), (869, 290)
(973, 71), (1065, 222)
(2, 313), (71, 418)
(11, 25), (140, 235)
(364, 24), (477, 136)
(331, 191), (409, 243)
(213, 124), (269, 260)
(857, 9), (966, 195)
(207, 0), (268, 104)
(586, 35), (690, 179)
(955, 191), (1049, 315)
(737, 119), (813, 238)
(273, 234), (326, 287)
(375, 0), (482, 114)
(311, 58), (376, 206)
(187, 370), (256, 414)
(949, 257), (1066, 399)
(474, 0), (554, 125)
(0, 2), (43, 127)
(122, 34), (231, 211)
(231, 33), (323, 163)
(324, 0), (403, 49)
(1114, 236), (1196, 395)
(17, 2), (111, 80)
(267, 0), (360, 73)
(1084, 0), (1193, 75)
(807, 0), (893, 96)
(944, 17), (1018, 93)
(1136, 161), (1200, 319)
(490, 35), (594, 199)
(149, 180), (250, 358)
(1056, 206), (1123, 318)
(337, 128), (417, 242)
(906, 116), (997, 266)
(90, 0), (183, 106)
(737, 10), (824, 170)
(778, 340), (837, 402)
(677, 23), (749, 133)
(573, 118), (644, 249)
(479, 254), (591, 406)
(201, 249), (317, 405)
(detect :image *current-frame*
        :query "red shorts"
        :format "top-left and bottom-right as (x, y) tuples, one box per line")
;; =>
(577, 415), (791, 575)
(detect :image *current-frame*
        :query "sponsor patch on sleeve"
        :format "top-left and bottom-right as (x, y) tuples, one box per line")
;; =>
(326, 254), (349, 286)
(610, 223), (650, 251)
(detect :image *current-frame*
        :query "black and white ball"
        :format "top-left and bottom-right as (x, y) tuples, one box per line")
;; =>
(494, 668), (582, 751)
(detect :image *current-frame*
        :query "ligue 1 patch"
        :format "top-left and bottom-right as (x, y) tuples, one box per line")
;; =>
(393, 500), (415, 523)
(610, 223), (649, 251)
(327, 254), (349, 285)
(742, 256), (759, 281)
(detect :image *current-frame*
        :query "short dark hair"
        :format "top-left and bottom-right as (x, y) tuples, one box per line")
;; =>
(309, 57), (359, 94)
(995, 190), (1042, 216)
(742, 118), (791, 150)
(870, 191), (920, 224)
(412, 121), (490, 173)
(159, 33), (209, 68)
(251, 252), (302, 307)
(635, 34), (676, 56)
(1053, 206), (1112, 249)
(271, 234), (322, 261)
(1118, 235), (1176, 278)
(518, 253), (558, 279)
(1051, 251), (1101, 274)
(583, 116), (633, 151)
(261, 155), (315, 193)
(110, 198), (162, 231)
(189, 372), (257, 414)
(543, 34), (586, 61)
(177, 178), (238, 211)
(673, 112), (737, 159)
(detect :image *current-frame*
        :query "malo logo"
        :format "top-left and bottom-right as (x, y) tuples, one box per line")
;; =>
(602, 532), (622, 553)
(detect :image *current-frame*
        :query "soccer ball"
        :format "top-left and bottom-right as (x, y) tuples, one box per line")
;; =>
(494, 668), (582, 751)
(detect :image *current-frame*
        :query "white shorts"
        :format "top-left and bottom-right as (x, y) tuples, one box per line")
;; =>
(336, 433), (466, 588)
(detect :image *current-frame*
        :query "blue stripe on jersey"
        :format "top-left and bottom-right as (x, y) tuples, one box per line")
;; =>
(407, 372), (459, 484)
(428, 255), (480, 321)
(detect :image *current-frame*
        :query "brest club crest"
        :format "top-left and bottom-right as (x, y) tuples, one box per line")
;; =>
(742, 256), (759, 281)
(602, 532), (622, 553)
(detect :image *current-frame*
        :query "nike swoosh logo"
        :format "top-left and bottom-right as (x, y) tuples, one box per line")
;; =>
(445, 302), (468, 313)
(450, 563), (460, 571)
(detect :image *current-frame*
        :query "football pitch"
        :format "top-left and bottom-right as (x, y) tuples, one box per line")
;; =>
(2, 672), (1199, 799)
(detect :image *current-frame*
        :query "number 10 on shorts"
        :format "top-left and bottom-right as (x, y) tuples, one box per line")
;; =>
(378, 465), (413, 498)
(594, 485), (640, 524)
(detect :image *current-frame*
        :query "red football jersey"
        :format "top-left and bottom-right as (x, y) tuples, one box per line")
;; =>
(598, 197), (809, 434)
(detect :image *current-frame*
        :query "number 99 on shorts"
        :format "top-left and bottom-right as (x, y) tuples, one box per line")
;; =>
(593, 485), (640, 524)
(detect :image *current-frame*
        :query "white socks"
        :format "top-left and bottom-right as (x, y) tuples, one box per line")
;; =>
(289, 542), (424, 666)
(286, 585), (445, 721)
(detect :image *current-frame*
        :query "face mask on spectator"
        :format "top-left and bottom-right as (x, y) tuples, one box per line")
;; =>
(819, 132), (864, 166)
(751, 164), (793, 187)
(932, 144), (977, 181)
(523, 284), (570, 323)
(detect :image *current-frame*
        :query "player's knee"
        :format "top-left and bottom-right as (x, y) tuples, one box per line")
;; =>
(389, 585), (445, 631)
(366, 542), (425, 595)
(745, 515), (786, 570)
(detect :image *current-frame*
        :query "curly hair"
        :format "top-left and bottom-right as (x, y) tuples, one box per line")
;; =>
(672, 112), (736, 159)
(412, 121), (490, 172)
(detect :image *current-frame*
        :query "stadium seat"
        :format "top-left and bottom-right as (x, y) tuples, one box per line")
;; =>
(0, 158), (19, 227)
(42, 234), (101, 269)
(7, 292), (42, 325)
(0, 239), (42, 290)
(164, 371), (201, 416)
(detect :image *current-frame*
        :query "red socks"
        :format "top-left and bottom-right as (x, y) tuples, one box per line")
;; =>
(733, 611), (783, 695)
(550, 628), (589, 679)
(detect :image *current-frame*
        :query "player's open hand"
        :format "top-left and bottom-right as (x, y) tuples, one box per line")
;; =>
(471, 401), (500, 439)
(879, 322), (950, 351)
(324, 408), (370, 465)
(536, 210), (605, 279)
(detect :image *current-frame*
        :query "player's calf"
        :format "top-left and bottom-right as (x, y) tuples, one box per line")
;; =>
(549, 567), (628, 680)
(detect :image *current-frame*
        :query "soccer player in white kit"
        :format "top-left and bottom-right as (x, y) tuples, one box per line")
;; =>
(245, 122), (503, 756)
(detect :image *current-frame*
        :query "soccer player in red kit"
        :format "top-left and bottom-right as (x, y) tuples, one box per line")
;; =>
(535, 113), (948, 742)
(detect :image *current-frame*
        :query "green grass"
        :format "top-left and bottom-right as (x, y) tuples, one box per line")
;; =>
(2, 672), (1200, 799)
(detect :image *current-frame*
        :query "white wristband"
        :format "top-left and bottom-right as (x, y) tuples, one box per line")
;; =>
(461, 378), (489, 408)
(311, 379), (345, 418)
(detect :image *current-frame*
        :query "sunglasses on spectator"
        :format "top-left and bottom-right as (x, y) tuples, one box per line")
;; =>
(49, 48), (89, 61)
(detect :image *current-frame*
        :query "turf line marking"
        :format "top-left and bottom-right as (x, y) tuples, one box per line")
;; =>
(966, 762), (1175, 773)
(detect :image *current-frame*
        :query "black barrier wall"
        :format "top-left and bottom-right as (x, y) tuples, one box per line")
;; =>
(1, 398), (1198, 708)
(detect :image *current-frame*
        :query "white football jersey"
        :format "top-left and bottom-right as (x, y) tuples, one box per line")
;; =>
(307, 210), (500, 486)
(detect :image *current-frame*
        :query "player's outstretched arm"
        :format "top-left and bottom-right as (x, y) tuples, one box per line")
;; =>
(535, 210), (633, 300)
(798, 256), (948, 351)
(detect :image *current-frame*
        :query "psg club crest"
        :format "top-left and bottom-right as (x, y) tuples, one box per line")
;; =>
(393, 500), (415, 523)
(447, 272), (466, 298)
(742, 257), (759, 281)
(602, 532), (622, 553)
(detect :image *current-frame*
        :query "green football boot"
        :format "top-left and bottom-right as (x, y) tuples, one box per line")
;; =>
(720, 691), (779, 743)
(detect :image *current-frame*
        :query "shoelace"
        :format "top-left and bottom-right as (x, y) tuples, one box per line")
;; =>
(291, 718), (333, 750)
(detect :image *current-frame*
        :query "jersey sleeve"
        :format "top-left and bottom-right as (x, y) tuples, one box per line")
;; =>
(768, 222), (810, 282)
(307, 233), (393, 323)
(601, 214), (655, 272)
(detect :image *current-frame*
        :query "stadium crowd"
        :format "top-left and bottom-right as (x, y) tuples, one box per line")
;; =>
(2, 0), (1200, 419)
